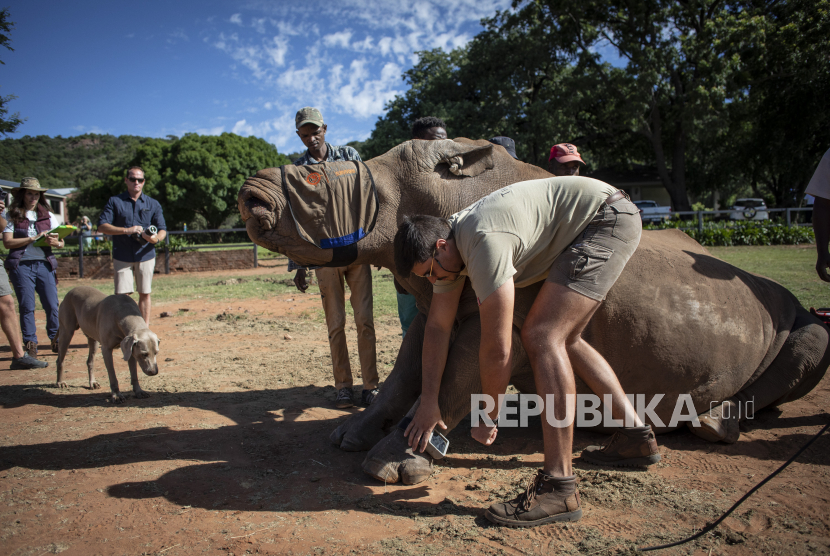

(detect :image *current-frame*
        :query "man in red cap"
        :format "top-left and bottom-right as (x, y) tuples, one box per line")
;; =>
(547, 143), (585, 177)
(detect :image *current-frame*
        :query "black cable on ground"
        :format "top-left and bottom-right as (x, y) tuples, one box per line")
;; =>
(638, 419), (830, 552)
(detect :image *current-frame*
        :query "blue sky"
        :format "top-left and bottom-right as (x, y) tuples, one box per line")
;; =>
(2, 0), (516, 154)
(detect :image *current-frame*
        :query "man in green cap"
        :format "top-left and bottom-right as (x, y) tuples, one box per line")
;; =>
(289, 107), (378, 410)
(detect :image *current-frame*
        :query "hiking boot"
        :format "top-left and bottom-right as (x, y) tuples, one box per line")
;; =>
(50, 336), (59, 353)
(335, 387), (354, 409)
(24, 341), (37, 358)
(10, 353), (49, 370)
(689, 400), (740, 444)
(581, 425), (661, 467)
(486, 471), (582, 528)
(361, 388), (379, 406)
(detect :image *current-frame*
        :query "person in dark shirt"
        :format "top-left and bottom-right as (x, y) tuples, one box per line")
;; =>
(97, 166), (167, 325)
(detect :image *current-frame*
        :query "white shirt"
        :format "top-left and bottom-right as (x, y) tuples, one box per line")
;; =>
(805, 148), (830, 201)
(3, 209), (61, 262)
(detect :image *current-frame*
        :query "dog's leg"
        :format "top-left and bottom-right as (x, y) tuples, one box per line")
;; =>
(87, 338), (100, 390)
(55, 325), (75, 388)
(101, 349), (126, 403)
(129, 357), (150, 399)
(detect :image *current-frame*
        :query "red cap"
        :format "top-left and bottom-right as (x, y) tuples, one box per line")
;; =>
(549, 143), (585, 164)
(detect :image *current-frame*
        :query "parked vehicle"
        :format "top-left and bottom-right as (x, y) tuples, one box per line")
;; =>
(633, 200), (672, 223)
(729, 198), (769, 221)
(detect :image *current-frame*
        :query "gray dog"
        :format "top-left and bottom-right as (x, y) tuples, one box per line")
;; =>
(55, 286), (160, 403)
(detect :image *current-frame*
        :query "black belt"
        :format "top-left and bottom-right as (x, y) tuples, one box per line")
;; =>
(605, 190), (628, 204)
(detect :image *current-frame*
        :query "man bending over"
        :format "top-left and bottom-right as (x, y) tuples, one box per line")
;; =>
(394, 176), (659, 527)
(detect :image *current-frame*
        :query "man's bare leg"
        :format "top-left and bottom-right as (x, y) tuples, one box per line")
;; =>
(0, 294), (24, 359)
(521, 281), (611, 475)
(138, 293), (151, 325)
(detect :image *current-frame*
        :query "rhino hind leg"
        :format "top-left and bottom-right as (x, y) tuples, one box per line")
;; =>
(689, 307), (830, 443)
(689, 399), (741, 443)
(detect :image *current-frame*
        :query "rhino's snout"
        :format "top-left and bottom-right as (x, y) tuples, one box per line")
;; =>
(245, 197), (276, 231)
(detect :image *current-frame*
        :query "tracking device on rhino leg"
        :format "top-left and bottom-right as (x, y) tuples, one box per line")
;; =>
(398, 416), (449, 459)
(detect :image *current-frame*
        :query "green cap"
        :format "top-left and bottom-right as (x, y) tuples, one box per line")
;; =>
(295, 107), (325, 129)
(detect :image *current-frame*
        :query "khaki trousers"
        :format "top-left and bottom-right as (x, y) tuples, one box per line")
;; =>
(315, 264), (378, 390)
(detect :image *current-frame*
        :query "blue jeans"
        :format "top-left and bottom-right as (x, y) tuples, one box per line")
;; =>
(8, 260), (59, 344)
(397, 292), (419, 337)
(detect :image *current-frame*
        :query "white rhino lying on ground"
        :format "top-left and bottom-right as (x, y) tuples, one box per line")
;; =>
(238, 138), (830, 485)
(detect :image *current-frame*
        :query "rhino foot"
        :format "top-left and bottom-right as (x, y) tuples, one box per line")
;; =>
(689, 399), (740, 444)
(330, 410), (390, 452)
(362, 428), (433, 485)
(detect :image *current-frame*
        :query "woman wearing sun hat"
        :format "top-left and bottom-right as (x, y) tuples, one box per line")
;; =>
(2, 177), (63, 359)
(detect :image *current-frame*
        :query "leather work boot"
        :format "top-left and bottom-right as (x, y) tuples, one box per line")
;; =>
(24, 341), (38, 359)
(486, 471), (582, 528)
(689, 400), (740, 444)
(581, 425), (661, 467)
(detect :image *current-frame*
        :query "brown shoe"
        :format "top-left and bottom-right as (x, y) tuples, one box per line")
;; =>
(485, 471), (582, 528)
(50, 335), (59, 353)
(581, 425), (661, 467)
(24, 341), (38, 359)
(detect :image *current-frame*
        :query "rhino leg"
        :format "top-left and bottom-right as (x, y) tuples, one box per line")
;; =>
(689, 307), (830, 443)
(362, 316), (486, 484)
(330, 313), (427, 451)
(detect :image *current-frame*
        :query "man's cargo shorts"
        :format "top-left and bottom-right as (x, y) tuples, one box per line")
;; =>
(548, 194), (642, 301)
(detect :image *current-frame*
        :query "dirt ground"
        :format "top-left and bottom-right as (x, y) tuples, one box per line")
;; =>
(1, 267), (829, 556)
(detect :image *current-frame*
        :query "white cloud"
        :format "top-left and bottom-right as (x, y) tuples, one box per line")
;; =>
(206, 0), (513, 148)
(323, 30), (353, 49)
(252, 17), (267, 34)
(231, 113), (297, 149)
(195, 126), (225, 136)
(264, 36), (289, 67)
(168, 28), (189, 44)
(73, 125), (108, 134)
(331, 60), (402, 118)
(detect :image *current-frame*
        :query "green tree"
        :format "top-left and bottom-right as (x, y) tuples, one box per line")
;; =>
(726, 0), (830, 207)
(89, 133), (289, 233)
(362, 19), (648, 169)
(0, 7), (23, 135)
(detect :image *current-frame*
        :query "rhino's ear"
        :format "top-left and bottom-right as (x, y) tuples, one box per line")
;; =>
(425, 138), (495, 178)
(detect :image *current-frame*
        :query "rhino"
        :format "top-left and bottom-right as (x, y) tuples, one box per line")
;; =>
(238, 138), (830, 485)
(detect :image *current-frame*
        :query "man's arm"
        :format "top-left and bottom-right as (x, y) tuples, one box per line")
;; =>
(141, 202), (167, 244)
(405, 281), (464, 453)
(97, 198), (142, 236)
(472, 279), (516, 445)
(814, 196), (830, 282)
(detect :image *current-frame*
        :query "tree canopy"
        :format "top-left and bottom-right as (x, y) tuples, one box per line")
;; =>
(361, 0), (830, 210)
(77, 133), (290, 231)
(0, 7), (23, 135)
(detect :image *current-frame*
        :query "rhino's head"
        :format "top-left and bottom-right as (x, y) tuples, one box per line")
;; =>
(238, 138), (533, 268)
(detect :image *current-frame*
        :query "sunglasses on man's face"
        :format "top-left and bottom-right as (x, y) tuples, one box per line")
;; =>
(413, 249), (437, 279)
(127, 177), (145, 183)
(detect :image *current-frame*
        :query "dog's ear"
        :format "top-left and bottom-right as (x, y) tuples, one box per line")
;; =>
(120, 335), (137, 361)
(151, 332), (160, 351)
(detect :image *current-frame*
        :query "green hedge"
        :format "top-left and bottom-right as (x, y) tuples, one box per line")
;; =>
(644, 220), (815, 246)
